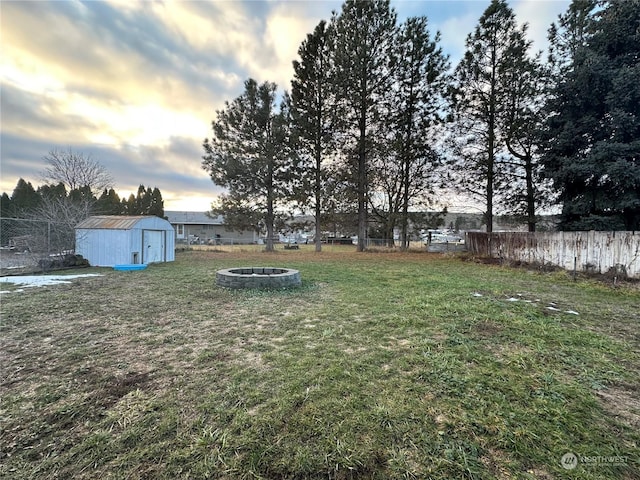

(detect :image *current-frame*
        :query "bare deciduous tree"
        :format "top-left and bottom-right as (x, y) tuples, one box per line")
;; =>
(28, 191), (94, 254)
(40, 148), (113, 195)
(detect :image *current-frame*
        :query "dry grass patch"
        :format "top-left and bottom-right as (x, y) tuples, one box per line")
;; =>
(1, 248), (638, 479)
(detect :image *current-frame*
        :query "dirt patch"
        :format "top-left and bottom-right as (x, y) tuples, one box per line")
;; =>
(596, 383), (640, 430)
(474, 320), (504, 337)
(94, 371), (154, 408)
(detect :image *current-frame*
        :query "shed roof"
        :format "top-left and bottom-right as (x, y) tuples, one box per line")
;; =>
(76, 215), (158, 230)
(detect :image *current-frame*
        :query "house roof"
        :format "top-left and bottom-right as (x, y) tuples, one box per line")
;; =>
(75, 215), (153, 230)
(164, 211), (224, 225)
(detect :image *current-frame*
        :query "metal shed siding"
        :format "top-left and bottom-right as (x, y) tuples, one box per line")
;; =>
(75, 216), (175, 267)
(76, 228), (133, 266)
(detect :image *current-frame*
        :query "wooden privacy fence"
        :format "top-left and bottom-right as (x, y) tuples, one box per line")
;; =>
(466, 231), (640, 278)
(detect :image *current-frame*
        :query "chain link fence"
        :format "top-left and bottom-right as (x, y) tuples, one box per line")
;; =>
(0, 217), (77, 272)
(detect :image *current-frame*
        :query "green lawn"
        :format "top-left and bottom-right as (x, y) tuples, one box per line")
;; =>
(1, 248), (638, 479)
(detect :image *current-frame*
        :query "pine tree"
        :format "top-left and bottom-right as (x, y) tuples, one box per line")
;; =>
(124, 194), (136, 215)
(135, 185), (147, 215)
(202, 78), (291, 252)
(291, 20), (336, 252)
(378, 15), (449, 248)
(499, 30), (549, 231)
(149, 187), (164, 218)
(68, 186), (95, 205)
(38, 183), (67, 201)
(449, 0), (530, 232)
(0, 193), (11, 217)
(0, 193), (12, 246)
(10, 178), (41, 215)
(331, 0), (397, 251)
(96, 188), (123, 215)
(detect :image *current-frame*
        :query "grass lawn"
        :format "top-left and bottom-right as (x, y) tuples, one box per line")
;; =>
(1, 247), (638, 479)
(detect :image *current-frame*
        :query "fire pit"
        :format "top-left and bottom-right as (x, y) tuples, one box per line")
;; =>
(216, 267), (301, 289)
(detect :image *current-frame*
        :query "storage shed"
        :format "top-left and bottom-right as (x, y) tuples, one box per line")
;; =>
(75, 215), (175, 267)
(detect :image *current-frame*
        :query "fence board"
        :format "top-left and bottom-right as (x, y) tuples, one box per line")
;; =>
(466, 231), (640, 278)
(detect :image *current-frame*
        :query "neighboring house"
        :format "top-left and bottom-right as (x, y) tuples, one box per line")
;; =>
(75, 215), (175, 266)
(164, 211), (258, 245)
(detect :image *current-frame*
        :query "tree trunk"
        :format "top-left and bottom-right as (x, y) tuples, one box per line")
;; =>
(387, 223), (395, 248)
(400, 109), (413, 250)
(486, 43), (497, 234)
(357, 162), (367, 251)
(486, 135), (495, 233)
(315, 201), (322, 252)
(314, 182), (322, 252)
(505, 137), (537, 233)
(400, 182), (409, 249)
(265, 157), (275, 252)
(357, 79), (368, 252)
(315, 88), (323, 253)
(265, 202), (274, 252)
(525, 154), (536, 232)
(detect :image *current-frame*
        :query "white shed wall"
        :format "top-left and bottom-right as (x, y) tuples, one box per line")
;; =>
(75, 216), (175, 267)
(165, 229), (175, 262)
(76, 229), (133, 266)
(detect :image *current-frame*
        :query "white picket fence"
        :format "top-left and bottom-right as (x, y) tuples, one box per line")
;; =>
(466, 231), (640, 278)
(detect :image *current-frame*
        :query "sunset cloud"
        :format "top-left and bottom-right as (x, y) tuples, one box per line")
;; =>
(0, 0), (568, 211)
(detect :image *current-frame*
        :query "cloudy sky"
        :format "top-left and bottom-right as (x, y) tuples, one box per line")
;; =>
(1, 0), (569, 211)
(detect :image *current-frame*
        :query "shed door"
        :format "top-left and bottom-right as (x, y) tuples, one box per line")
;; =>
(143, 230), (164, 263)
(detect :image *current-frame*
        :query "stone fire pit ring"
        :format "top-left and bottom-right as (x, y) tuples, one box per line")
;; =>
(216, 267), (301, 289)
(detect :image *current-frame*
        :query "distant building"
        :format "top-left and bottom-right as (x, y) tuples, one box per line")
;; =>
(164, 211), (258, 245)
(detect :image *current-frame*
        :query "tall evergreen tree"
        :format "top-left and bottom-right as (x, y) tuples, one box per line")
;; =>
(291, 20), (336, 252)
(379, 16), (449, 248)
(123, 194), (136, 215)
(136, 185), (151, 215)
(10, 178), (41, 215)
(499, 30), (549, 231)
(118, 185), (165, 216)
(38, 182), (67, 202)
(0, 193), (12, 216)
(96, 188), (123, 215)
(332, 0), (397, 251)
(547, 0), (596, 76)
(202, 78), (291, 252)
(0, 193), (12, 246)
(541, 0), (640, 230)
(149, 187), (164, 218)
(134, 185), (147, 215)
(68, 185), (95, 205)
(449, 0), (530, 232)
